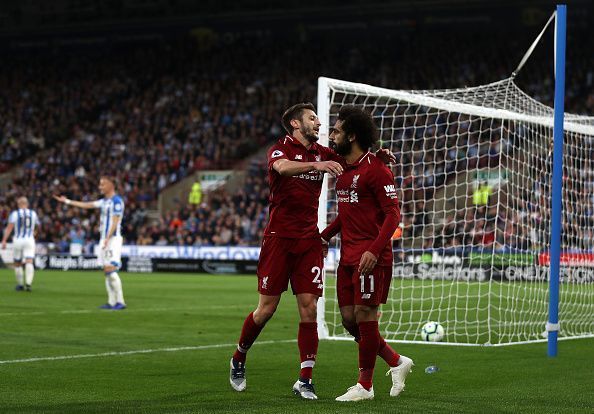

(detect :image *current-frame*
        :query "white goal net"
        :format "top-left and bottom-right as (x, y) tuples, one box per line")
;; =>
(317, 76), (594, 345)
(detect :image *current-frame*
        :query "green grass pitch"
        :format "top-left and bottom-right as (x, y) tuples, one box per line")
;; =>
(0, 269), (592, 413)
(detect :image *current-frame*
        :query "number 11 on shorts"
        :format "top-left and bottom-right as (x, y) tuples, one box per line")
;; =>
(360, 274), (374, 293)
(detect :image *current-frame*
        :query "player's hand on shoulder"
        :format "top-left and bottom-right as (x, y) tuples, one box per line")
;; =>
(313, 161), (343, 176)
(358, 251), (378, 275)
(376, 148), (396, 165)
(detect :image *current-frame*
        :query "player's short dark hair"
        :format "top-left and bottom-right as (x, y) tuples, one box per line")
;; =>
(100, 175), (117, 188)
(337, 106), (378, 150)
(281, 102), (316, 135)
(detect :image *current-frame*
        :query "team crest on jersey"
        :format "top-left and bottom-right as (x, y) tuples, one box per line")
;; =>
(262, 276), (269, 289)
(271, 150), (284, 158)
(351, 174), (360, 188)
(114, 203), (122, 212)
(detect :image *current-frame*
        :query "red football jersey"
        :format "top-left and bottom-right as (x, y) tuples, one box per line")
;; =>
(264, 135), (340, 239)
(322, 151), (400, 265)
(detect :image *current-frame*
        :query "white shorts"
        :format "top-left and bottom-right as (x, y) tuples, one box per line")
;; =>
(98, 236), (123, 269)
(13, 238), (35, 262)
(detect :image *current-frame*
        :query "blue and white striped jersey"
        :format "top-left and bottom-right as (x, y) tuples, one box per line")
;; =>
(93, 195), (125, 239)
(8, 209), (38, 240)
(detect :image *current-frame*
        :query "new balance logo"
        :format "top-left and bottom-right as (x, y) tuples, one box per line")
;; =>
(294, 154), (303, 160)
(362, 294), (371, 299)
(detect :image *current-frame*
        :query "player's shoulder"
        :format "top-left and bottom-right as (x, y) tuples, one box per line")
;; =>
(315, 143), (335, 158)
(268, 135), (294, 159)
(365, 152), (386, 167)
(365, 152), (394, 176)
(112, 195), (125, 205)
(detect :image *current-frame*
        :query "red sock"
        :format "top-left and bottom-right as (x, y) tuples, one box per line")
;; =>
(348, 324), (399, 366)
(378, 337), (400, 367)
(232, 312), (264, 364)
(357, 321), (380, 391)
(298, 322), (318, 381)
(345, 323), (361, 342)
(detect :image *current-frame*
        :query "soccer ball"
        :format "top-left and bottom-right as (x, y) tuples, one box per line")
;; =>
(421, 321), (445, 342)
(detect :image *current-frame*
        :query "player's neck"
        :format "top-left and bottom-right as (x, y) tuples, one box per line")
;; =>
(293, 132), (313, 149)
(104, 191), (116, 198)
(345, 147), (365, 165)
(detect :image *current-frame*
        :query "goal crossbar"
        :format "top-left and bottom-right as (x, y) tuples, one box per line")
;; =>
(320, 77), (594, 136)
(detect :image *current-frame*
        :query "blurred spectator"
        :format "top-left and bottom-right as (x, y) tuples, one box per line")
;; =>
(0, 27), (593, 251)
(188, 181), (203, 206)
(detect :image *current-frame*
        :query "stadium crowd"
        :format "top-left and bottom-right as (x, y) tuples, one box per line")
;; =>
(1, 28), (593, 251)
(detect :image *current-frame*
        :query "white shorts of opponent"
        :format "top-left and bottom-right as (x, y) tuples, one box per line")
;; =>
(98, 236), (123, 269)
(13, 238), (36, 263)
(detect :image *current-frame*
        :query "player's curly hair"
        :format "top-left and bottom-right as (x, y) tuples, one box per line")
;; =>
(281, 102), (316, 134)
(337, 106), (378, 150)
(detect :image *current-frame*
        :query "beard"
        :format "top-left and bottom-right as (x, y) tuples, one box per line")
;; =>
(300, 125), (319, 143)
(333, 139), (352, 156)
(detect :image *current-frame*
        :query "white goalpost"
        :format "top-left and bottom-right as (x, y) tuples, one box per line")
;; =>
(316, 9), (594, 346)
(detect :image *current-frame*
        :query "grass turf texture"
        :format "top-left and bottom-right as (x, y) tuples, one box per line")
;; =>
(0, 270), (592, 414)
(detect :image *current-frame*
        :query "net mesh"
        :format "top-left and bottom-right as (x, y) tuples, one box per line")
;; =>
(320, 77), (594, 345)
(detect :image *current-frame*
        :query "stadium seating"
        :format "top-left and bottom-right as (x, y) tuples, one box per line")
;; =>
(1, 30), (593, 249)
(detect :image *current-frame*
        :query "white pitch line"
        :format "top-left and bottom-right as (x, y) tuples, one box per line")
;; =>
(0, 305), (244, 317)
(0, 339), (297, 365)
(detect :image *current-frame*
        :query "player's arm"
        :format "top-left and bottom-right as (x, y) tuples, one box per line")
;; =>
(321, 216), (342, 242)
(320, 216), (342, 258)
(272, 159), (343, 177)
(102, 215), (121, 249)
(325, 145), (396, 165)
(33, 212), (39, 238)
(53, 195), (98, 209)
(359, 170), (401, 275)
(1, 223), (14, 250)
(375, 148), (396, 165)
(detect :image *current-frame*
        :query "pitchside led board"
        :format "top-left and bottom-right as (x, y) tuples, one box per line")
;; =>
(2, 242), (593, 283)
(395, 250), (594, 283)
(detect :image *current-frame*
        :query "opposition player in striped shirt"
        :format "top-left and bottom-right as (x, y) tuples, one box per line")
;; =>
(54, 175), (127, 310)
(2, 197), (39, 291)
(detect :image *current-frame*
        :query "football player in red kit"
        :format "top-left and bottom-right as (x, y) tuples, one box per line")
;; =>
(321, 106), (414, 402)
(229, 102), (344, 400)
